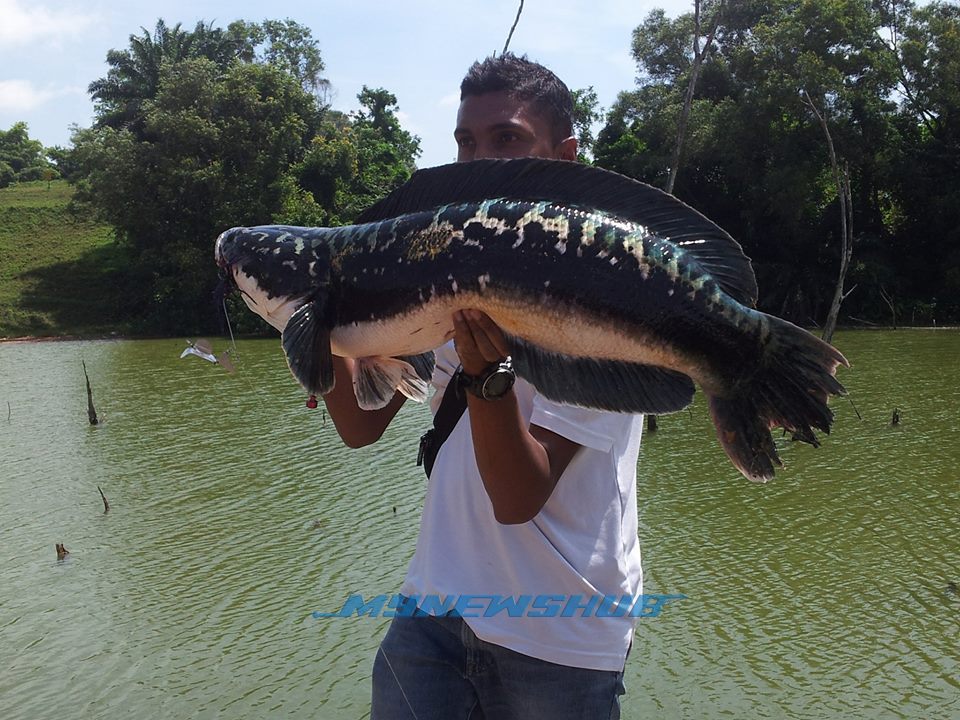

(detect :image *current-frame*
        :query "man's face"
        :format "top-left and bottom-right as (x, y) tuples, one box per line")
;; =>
(454, 91), (576, 162)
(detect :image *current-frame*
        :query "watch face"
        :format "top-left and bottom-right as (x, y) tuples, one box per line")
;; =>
(482, 369), (515, 399)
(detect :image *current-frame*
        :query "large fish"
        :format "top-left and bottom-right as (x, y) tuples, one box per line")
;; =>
(215, 158), (847, 482)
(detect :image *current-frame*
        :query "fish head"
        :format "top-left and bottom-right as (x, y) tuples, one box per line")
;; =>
(215, 226), (330, 332)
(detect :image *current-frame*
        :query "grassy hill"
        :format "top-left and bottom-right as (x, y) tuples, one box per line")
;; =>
(0, 180), (130, 339)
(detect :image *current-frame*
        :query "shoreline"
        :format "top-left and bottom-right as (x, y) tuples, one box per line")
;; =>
(2, 325), (958, 346)
(0, 333), (126, 345)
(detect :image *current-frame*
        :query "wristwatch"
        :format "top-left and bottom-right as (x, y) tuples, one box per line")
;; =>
(459, 357), (516, 400)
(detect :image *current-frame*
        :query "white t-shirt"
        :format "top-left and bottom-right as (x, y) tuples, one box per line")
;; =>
(400, 341), (644, 671)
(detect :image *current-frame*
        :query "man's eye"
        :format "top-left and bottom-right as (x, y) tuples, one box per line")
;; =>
(456, 137), (475, 148)
(498, 132), (520, 143)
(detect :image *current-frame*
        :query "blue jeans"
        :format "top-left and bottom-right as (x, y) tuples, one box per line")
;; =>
(371, 612), (626, 719)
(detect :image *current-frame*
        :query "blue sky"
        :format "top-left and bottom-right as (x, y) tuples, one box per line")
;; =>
(1, 0), (689, 168)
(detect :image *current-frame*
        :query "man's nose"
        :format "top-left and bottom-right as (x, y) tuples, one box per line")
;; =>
(471, 141), (498, 160)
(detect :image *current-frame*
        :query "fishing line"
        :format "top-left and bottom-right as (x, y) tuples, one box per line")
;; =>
(845, 395), (862, 421)
(221, 297), (275, 408)
(221, 297), (323, 417)
(377, 645), (421, 720)
(223, 298), (240, 359)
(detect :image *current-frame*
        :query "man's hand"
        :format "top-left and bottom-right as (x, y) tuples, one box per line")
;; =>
(452, 309), (511, 374)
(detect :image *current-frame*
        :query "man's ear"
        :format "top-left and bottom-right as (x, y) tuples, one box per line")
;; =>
(555, 136), (578, 161)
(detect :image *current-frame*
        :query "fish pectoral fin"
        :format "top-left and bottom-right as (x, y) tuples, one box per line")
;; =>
(507, 334), (696, 414)
(281, 296), (335, 395)
(354, 355), (434, 410)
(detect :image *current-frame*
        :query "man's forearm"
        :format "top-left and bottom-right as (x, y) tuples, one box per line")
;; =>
(468, 391), (568, 525)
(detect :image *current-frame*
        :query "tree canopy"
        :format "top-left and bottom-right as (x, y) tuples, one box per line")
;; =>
(67, 18), (419, 334)
(595, 0), (959, 325)
(0, 122), (56, 187)
(26, 5), (959, 334)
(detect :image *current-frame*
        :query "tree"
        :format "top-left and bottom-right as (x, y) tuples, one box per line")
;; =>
(89, 18), (326, 136)
(228, 19), (328, 94)
(665, 0), (724, 193)
(0, 122), (55, 187)
(595, 0), (903, 327)
(286, 88), (421, 226)
(63, 17), (343, 333)
(884, 1), (960, 321)
(571, 87), (603, 163)
(89, 20), (199, 133)
(802, 90), (855, 343)
(73, 58), (324, 332)
(349, 87), (420, 207)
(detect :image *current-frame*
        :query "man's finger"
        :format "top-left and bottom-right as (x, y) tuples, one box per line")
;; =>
(453, 310), (489, 374)
(453, 310), (478, 352)
(466, 310), (511, 358)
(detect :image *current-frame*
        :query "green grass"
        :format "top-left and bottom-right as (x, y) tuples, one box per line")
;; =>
(0, 180), (130, 338)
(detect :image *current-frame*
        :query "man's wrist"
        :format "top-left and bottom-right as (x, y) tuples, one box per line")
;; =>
(459, 358), (516, 400)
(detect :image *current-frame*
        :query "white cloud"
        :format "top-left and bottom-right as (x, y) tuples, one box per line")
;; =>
(438, 91), (460, 109)
(395, 109), (417, 132)
(0, 0), (97, 46)
(0, 79), (81, 111)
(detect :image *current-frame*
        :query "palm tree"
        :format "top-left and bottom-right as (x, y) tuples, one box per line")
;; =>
(88, 20), (238, 134)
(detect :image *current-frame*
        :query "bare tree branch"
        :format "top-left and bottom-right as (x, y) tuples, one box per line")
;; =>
(879, 0), (938, 137)
(879, 284), (897, 328)
(503, 0), (524, 55)
(802, 89), (855, 343)
(666, 0), (725, 194)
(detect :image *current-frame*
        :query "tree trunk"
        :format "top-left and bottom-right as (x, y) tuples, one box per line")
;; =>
(802, 90), (855, 345)
(82, 360), (99, 425)
(666, 0), (724, 194)
(879, 285), (898, 329)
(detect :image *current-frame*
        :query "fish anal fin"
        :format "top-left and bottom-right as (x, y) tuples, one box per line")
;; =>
(281, 297), (334, 395)
(397, 351), (436, 383)
(507, 334), (695, 414)
(355, 355), (434, 410)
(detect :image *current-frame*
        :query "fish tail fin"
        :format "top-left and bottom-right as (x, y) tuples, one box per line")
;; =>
(708, 316), (848, 482)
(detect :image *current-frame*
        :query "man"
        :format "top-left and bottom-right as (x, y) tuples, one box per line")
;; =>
(323, 53), (643, 719)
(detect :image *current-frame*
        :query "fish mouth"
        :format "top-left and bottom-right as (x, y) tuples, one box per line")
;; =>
(214, 227), (241, 271)
(213, 229), (240, 308)
(212, 226), (313, 330)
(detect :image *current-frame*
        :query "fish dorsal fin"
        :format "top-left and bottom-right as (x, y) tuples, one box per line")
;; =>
(357, 158), (757, 307)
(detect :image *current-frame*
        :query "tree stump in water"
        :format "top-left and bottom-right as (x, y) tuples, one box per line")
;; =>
(98, 485), (110, 513)
(82, 360), (99, 425)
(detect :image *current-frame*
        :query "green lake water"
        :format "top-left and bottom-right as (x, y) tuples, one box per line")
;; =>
(1, 330), (957, 719)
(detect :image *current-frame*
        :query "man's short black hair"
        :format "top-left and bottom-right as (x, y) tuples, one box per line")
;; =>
(460, 52), (574, 144)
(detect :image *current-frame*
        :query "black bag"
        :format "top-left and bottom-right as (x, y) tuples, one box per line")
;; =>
(416, 370), (466, 478)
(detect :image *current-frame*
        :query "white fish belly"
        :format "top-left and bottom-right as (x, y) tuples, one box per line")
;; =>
(330, 291), (692, 377)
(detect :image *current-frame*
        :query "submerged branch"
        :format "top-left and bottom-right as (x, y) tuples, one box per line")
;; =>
(98, 485), (110, 513)
(82, 359), (99, 425)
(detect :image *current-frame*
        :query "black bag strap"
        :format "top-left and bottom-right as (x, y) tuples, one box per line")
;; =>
(417, 369), (466, 478)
